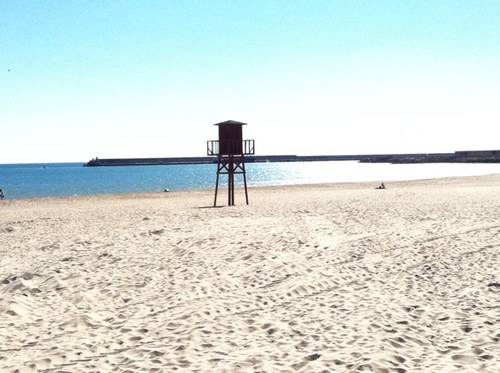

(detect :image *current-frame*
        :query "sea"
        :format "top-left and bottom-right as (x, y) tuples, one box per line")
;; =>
(1, 161), (500, 200)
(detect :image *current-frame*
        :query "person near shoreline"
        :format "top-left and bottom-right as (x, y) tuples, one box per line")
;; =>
(0, 188), (4, 200)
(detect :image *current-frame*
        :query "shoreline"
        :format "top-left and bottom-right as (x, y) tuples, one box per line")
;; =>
(2, 172), (500, 203)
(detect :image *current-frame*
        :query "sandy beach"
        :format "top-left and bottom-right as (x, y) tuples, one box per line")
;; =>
(1, 174), (499, 372)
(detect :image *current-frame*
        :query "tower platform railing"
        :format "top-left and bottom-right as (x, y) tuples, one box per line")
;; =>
(207, 139), (255, 156)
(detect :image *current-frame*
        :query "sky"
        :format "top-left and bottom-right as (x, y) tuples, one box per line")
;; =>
(1, 1), (500, 163)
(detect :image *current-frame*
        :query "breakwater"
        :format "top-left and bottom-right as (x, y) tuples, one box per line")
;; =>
(84, 155), (371, 166)
(361, 150), (500, 164)
(84, 154), (413, 166)
(84, 150), (500, 167)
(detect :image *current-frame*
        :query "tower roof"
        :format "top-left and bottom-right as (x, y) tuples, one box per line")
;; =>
(213, 120), (247, 126)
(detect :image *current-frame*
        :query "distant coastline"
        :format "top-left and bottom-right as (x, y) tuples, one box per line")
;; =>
(84, 150), (500, 167)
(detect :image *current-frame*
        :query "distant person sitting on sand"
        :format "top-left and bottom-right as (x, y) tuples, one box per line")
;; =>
(375, 183), (385, 190)
(0, 189), (4, 200)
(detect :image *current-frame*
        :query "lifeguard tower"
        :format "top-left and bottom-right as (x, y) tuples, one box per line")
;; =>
(207, 120), (255, 206)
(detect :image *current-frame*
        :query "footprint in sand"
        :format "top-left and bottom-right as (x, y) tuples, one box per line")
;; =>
(451, 354), (477, 364)
(150, 229), (165, 235)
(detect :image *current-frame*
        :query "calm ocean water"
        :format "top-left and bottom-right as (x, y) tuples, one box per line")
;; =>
(0, 161), (499, 200)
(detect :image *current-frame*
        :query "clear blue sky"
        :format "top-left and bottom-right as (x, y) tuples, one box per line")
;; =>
(1, 1), (499, 163)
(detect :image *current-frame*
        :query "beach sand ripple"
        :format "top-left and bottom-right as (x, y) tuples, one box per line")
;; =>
(1, 175), (499, 372)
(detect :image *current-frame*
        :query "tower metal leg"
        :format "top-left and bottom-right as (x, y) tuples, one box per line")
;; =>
(228, 156), (234, 206)
(242, 158), (249, 205)
(214, 162), (220, 207)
